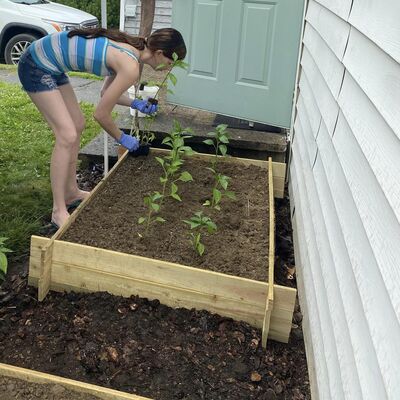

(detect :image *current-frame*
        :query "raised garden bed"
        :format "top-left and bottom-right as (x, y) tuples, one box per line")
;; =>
(28, 149), (295, 345)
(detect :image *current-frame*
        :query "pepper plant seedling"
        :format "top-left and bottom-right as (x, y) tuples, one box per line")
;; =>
(183, 211), (217, 256)
(0, 237), (11, 282)
(203, 124), (236, 210)
(156, 120), (195, 204)
(130, 53), (189, 145)
(138, 192), (165, 237)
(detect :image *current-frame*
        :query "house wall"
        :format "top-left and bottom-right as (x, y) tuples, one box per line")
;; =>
(290, 0), (400, 399)
(125, 0), (172, 35)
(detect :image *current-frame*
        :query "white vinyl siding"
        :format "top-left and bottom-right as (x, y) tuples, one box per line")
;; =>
(125, 0), (172, 35)
(291, 0), (400, 398)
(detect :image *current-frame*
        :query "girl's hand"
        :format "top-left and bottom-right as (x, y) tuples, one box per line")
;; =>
(131, 99), (158, 114)
(118, 132), (140, 151)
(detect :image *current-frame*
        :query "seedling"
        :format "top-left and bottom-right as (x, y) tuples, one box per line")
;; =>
(0, 237), (11, 282)
(130, 53), (189, 145)
(156, 120), (195, 203)
(183, 211), (217, 256)
(203, 124), (236, 210)
(138, 192), (165, 236)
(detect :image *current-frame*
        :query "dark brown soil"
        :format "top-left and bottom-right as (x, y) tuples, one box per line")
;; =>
(0, 278), (309, 400)
(0, 376), (101, 400)
(63, 155), (270, 282)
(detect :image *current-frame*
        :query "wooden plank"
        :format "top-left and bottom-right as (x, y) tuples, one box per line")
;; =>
(36, 149), (131, 300)
(306, 0), (351, 60)
(300, 45), (339, 136)
(314, 0), (353, 21)
(303, 22), (345, 98)
(338, 71), (400, 222)
(342, 27), (400, 139)
(262, 158), (276, 347)
(0, 363), (150, 400)
(29, 237), (295, 342)
(349, 0), (400, 64)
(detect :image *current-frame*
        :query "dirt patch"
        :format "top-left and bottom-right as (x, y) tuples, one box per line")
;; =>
(62, 155), (270, 282)
(0, 376), (101, 400)
(0, 281), (309, 400)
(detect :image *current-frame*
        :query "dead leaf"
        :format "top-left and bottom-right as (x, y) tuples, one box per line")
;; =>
(250, 371), (262, 382)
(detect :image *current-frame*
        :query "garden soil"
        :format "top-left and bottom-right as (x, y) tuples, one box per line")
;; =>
(62, 155), (270, 282)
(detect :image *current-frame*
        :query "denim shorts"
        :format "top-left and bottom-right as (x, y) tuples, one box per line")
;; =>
(18, 50), (70, 93)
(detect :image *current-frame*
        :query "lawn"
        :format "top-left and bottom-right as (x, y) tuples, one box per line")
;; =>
(0, 81), (102, 259)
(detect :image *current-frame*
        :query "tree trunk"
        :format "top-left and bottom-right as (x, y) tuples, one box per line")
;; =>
(139, 0), (156, 37)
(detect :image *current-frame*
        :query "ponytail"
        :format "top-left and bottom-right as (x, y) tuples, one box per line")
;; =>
(68, 28), (146, 50)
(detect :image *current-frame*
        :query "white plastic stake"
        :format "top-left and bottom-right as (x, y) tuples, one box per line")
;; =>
(101, 0), (109, 175)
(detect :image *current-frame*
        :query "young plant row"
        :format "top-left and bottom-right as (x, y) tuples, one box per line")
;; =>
(138, 122), (235, 256)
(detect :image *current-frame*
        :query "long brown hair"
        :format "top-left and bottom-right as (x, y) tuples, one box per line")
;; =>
(68, 27), (186, 60)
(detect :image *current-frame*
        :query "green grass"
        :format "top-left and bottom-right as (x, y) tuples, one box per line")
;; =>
(0, 64), (17, 71)
(69, 71), (104, 80)
(0, 81), (102, 258)
(0, 64), (103, 81)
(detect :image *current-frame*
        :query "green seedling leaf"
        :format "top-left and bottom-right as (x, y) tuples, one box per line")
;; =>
(213, 188), (222, 205)
(207, 131), (217, 138)
(219, 144), (227, 156)
(226, 191), (236, 200)
(203, 139), (214, 146)
(155, 217), (166, 223)
(197, 242), (205, 256)
(172, 52), (179, 62)
(156, 63), (167, 70)
(151, 203), (160, 212)
(219, 175), (229, 190)
(155, 156), (165, 166)
(179, 171), (193, 182)
(171, 193), (182, 201)
(219, 135), (230, 144)
(138, 217), (146, 224)
(168, 73), (177, 86)
(203, 200), (211, 206)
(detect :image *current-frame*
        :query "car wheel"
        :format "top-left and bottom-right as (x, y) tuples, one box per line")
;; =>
(4, 33), (40, 65)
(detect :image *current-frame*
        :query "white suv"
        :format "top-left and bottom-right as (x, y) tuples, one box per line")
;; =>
(0, 0), (98, 64)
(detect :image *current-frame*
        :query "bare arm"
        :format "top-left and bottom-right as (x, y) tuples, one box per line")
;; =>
(101, 75), (133, 107)
(94, 70), (137, 140)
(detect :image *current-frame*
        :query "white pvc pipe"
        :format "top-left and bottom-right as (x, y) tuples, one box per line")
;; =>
(101, 0), (109, 175)
(119, 0), (126, 31)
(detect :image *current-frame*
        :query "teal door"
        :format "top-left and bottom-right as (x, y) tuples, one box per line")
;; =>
(168, 0), (305, 128)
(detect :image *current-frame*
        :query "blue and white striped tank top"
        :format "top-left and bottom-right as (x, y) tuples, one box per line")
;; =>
(28, 31), (139, 76)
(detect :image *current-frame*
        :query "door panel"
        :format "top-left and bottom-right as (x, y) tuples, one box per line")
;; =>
(169, 0), (305, 128)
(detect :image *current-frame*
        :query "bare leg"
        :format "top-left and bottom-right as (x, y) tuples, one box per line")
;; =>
(28, 89), (79, 227)
(58, 83), (90, 205)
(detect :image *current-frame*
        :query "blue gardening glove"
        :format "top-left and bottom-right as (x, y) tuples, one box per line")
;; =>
(117, 132), (140, 152)
(131, 98), (158, 115)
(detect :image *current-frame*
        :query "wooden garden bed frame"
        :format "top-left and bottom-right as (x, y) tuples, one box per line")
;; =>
(0, 363), (150, 399)
(28, 150), (296, 347)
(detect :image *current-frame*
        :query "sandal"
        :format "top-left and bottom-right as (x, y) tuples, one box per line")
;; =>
(66, 198), (83, 212)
